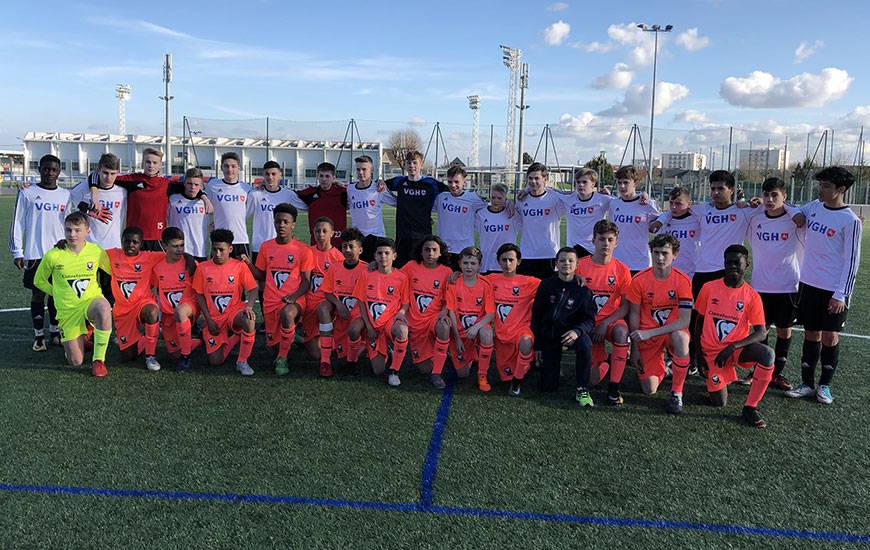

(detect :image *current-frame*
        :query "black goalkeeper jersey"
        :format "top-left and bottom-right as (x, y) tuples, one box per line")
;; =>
(386, 176), (448, 240)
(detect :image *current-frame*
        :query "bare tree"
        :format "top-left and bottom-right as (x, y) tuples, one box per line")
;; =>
(386, 130), (423, 175)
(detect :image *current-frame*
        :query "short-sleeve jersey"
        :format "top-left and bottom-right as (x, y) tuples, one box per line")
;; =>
(322, 260), (368, 318)
(485, 273), (541, 339)
(607, 196), (661, 271)
(308, 245), (345, 303)
(150, 256), (196, 315)
(353, 269), (410, 329)
(69, 182), (127, 250)
(560, 191), (611, 252)
(205, 179), (252, 244)
(246, 187), (297, 252)
(434, 191), (488, 251)
(695, 279), (765, 355)
(105, 248), (164, 315)
(167, 194), (210, 258)
(191, 258), (257, 320)
(625, 267), (694, 330)
(475, 206), (521, 273)
(255, 238), (315, 313)
(401, 261), (452, 326)
(575, 256), (632, 323)
(8, 185), (70, 260)
(33, 242), (111, 311)
(516, 189), (566, 259)
(446, 277), (495, 333)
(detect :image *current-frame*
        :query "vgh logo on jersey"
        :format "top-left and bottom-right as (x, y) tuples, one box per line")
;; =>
(68, 279), (90, 299)
(118, 280), (137, 299)
(369, 302), (387, 321)
(593, 294), (609, 312)
(496, 303), (513, 322)
(415, 293), (433, 313)
(652, 308), (671, 326)
(212, 295), (232, 314)
(272, 271), (290, 289)
(311, 275), (324, 293)
(165, 291), (183, 309)
(714, 318), (737, 341)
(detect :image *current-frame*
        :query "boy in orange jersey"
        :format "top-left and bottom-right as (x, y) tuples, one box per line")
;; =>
(301, 217), (344, 366)
(347, 237), (411, 386)
(575, 219), (632, 406)
(193, 229), (259, 376)
(243, 203), (313, 376)
(444, 247), (495, 391)
(695, 245), (775, 428)
(317, 227), (369, 376)
(106, 226), (164, 371)
(486, 243), (541, 396)
(401, 235), (453, 388)
(150, 227), (201, 372)
(625, 234), (693, 413)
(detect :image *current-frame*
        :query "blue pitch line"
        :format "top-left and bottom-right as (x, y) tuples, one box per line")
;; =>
(1, 482), (868, 544)
(419, 380), (455, 509)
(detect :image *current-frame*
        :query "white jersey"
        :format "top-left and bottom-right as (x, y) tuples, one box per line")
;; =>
(680, 203), (752, 274)
(657, 211), (701, 278)
(206, 179), (252, 244)
(799, 200), (862, 301)
(516, 189), (566, 259)
(747, 209), (803, 293)
(608, 196), (660, 271)
(167, 194), (210, 258)
(247, 187), (297, 252)
(8, 185), (70, 260)
(347, 182), (397, 237)
(435, 190), (487, 252)
(68, 182), (127, 250)
(475, 206), (522, 273)
(560, 191), (611, 253)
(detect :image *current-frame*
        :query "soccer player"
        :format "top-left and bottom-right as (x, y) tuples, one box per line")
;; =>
(434, 165), (487, 270)
(531, 247), (597, 400)
(295, 162), (348, 247)
(317, 227), (368, 375)
(747, 177), (803, 391)
(33, 212), (113, 377)
(192, 229), (259, 375)
(105, 226), (164, 370)
(607, 166), (661, 275)
(559, 168), (612, 258)
(347, 155), (397, 261)
(625, 234), (693, 414)
(347, 238), (410, 386)
(9, 154), (70, 350)
(443, 247), (495, 391)
(515, 162), (567, 279)
(486, 243), (541, 396)
(302, 217), (344, 365)
(694, 245), (775, 428)
(401, 235), (453, 388)
(206, 152), (252, 258)
(245, 204), (313, 376)
(576, 220), (632, 406)
(786, 167), (862, 404)
(655, 187), (701, 279)
(247, 161), (298, 256)
(167, 168), (210, 262)
(150, 227), (200, 372)
(69, 153), (126, 252)
(475, 183), (521, 274)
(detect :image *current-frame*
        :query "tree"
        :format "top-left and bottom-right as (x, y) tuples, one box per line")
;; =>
(385, 130), (423, 175)
(789, 158), (815, 183)
(584, 152), (615, 187)
(522, 152), (534, 166)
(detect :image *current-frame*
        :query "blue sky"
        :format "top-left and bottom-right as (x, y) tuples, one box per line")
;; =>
(3, 0), (869, 164)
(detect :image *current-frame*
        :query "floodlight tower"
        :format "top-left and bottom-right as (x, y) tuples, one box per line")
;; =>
(500, 45), (522, 184)
(637, 23), (673, 194)
(468, 95), (480, 168)
(160, 53), (174, 176)
(115, 84), (132, 134)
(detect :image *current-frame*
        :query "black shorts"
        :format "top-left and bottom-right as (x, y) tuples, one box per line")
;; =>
(231, 243), (251, 259)
(395, 236), (419, 268)
(797, 282), (849, 332)
(142, 240), (164, 252)
(759, 292), (797, 328)
(692, 270), (725, 299)
(518, 258), (555, 280)
(22, 259), (40, 291)
(572, 244), (592, 259)
(99, 269), (114, 305)
(443, 252), (462, 272)
(361, 234), (382, 263)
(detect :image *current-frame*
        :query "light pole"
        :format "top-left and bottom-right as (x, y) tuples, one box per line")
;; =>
(637, 23), (672, 196)
(516, 63), (529, 180)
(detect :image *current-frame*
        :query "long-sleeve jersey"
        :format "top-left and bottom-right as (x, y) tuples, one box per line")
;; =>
(434, 190), (487, 252)
(608, 196), (660, 271)
(559, 191), (612, 252)
(516, 189), (567, 260)
(114, 173), (171, 241)
(68, 182), (127, 249)
(656, 211), (701, 278)
(8, 185), (70, 260)
(246, 187), (298, 252)
(531, 275), (597, 347)
(295, 184), (348, 246)
(746, 208), (804, 294)
(475, 206), (521, 273)
(167, 194), (210, 258)
(385, 176), (448, 241)
(659, 203), (752, 274)
(206, 179), (252, 245)
(799, 200), (862, 302)
(347, 182), (397, 237)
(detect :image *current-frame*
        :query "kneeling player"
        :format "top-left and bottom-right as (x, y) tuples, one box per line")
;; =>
(302, 217), (343, 362)
(626, 234), (693, 414)
(33, 212), (113, 377)
(193, 229), (259, 375)
(695, 245), (775, 428)
(347, 238), (410, 386)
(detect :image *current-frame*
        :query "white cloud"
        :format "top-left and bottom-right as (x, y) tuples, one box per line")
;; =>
(794, 40), (824, 63)
(720, 68), (852, 108)
(673, 110), (710, 124)
(607, 22), (646, 45)
(629, 44), (655, 66)
(559, 112), (596, 131)
(591, 63), (634, 89)
(597, 81), (689, 117)
(547, 2), (569, 11)
(544, 20), (571, 46)
(842, 105), (870, 126)
(675, 28), (710, 51)
(408, 116), (427, 127)
(579, 41), (614, 53)
(77, 64), (161, 78)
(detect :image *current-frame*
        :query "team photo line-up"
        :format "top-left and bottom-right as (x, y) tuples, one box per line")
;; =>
(9, 147), (862, 429)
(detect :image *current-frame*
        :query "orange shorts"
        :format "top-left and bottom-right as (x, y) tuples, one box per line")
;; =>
(450, 334), (479, 369)
(367, 321), (398, 359)
(333, 316), (352, 359)
(592, 319), (628, 365)
(494, 332), (534, 381)
(161, 301), (199, 354)
(635, 330), (687, 381)
(408, 316), (439, 363)
(263, 299), (305, 348)
(114, 299), (157, 351)
(203, 302), (250, 355)
(302, 296), (326, 343)
(704, 348), (755, 392)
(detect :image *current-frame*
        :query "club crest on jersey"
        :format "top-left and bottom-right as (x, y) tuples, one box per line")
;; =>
(736, 301), (744, 311)
(593, 294), (609, 312)
(711, 374), (720, 385)
(68, 279), (90, 299)
(120, 336), (127, 343)
(287, 255), (295, 263)
(387, 285), (395, 295)
(369, 302), (387, 321)
(324, 261), (331, 271)
(228, 275), (235, 283)
(166, 291), (183, 309)
(607, 275), (616, 285)
(567, 298), (574, 306)
(212, 295), (232, 314)
(134, 263), (142, 272)
(512, 286), (520, 296)
(714, 318), (737, 341)
(86, 262), (94, 270)
(208, 337), (216, 346)
(668, 290), (676, 299)
(433, 280), (440, 289)
(496, 303), (513, 322)
(476, 297), (483, 306)
(415, 293), (433, 313)
(652, 308), (671, 326)
(273, 271), (290, 289)
(118, 280), (137, 299)
(461, 314), (478, 329)
(178, 273), (185, 281)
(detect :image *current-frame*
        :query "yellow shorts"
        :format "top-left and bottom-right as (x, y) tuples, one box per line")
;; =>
(57, 297), (101, 342)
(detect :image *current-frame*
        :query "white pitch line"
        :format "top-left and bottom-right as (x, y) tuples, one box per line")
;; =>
(0, 307), (28, 313)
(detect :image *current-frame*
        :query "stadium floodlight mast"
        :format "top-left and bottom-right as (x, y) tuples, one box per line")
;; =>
(159, 53), (174, 176)
(115, 84), (132, 135)
(468, 95), (480, 168)
(637, 23), (673, 194)
(500, 45), (522, 186)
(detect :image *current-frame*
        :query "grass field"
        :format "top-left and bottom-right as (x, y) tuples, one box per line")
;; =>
(1, 195), (869, 548)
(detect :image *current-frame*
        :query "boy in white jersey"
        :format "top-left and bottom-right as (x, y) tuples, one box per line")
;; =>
(206, 151), (252, 258)
(786, 167), (862, 405)
(515, 162), (567, 279)
(747, 177), (803, 391)
(655, 187), (700, 279)
(9, 154), (70, 350)
(435, 164), (488, 270)
(475, 183), (521, 274)
(347, 155), (396, 261)
(559, 167), (612, 258)
(168, 168), (210, 261)
(69, 153), (126, 251)
(608, 165), (660, 275)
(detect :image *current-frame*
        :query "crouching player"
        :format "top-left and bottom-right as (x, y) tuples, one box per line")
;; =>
(695, 245), (775, 428)
(625, 234), (693, 414)
(33, 212), (113, 377)
(531, 247), (597, 403)
(486, 243), (541, 396)
(302, 217), (344, 365)
(347, 238), (410, 386)
(443, 247), (495, 391)
(193, 229), (259, 376)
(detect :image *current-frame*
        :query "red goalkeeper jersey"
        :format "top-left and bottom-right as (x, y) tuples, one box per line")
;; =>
(116, 173), (170, 241)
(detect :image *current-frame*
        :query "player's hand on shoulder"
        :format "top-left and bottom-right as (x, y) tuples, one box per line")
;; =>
(639, 191), (650, 205)
(791, 212), (806, 228)
(86, 203), (113, 224)
(561, 330), (579, 347)
(516, 189), (529, 201)
(447, 271), (461, 284)
(55, 239), (68, 250)
(376, 179), (387, 192)
(648, 219), (663, 233)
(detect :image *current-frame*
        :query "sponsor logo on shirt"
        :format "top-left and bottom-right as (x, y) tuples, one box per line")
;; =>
(340, 296), (358, 310)
(311, 274), (324, 293)
(212, 295), (232, 314)
(665, 228), (697, 239)
(714, 318), (736, 341)
(118, 280), (137, 299)
(570, 206), (595, 216)
(215, 193), (246, 202)
(483, 223), (511, 232)
(272, 270), (290, 289)
(807, 220), (837, 238)
(705, 213), (738, 224)
(755, 231), (790, 241)
(369, 302), (387, 321)
(496, 303), (513, 322)
(174, 204), (206, 214)
(34, 201), (66, 212)
(521, 207), (552, 217)
(612, 214), (643, 224)
(68, 278), (90, 299)
(415, 293), (433, 313)
(652, 308), (671, 326)
(593, 294), (609, 312)
(165, 291), (183, 309)
(460, 314), (478, 329)
(351, 199), (377, 209)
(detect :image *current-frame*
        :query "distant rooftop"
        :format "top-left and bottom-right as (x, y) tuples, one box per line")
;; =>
(23, 131), (380, 150)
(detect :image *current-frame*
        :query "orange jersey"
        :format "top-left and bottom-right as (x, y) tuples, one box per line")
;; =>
(353, 269), (410, 329)
(625, 267), (694, 330)
(576, 256), (632, 323)
(192, 258), (258, 321)
(322, 260), (368, 318)
(308, 245), (344, 302)
(106, 249), (163, 315)
(695, 278), (765, 354)
(255, 238), (314, 313)
(446, 276), (495, 334)
(150, 256), (196, 315)
(486, 273), (541, 339)
(401, 262), (452, 326)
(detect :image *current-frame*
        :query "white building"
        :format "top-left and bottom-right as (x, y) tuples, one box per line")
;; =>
(661, 152), (707, 171)
(22, 131), (383, 188)
(738, 148), (789, 172)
